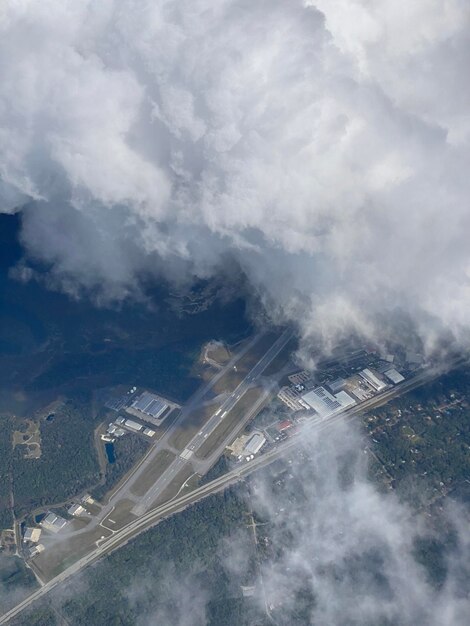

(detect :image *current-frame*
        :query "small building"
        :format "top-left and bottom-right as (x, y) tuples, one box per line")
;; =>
(288, 370), (312, 385)
(383, 368), (405, 385)
(277, 386), (305, 412)
(114, 428), (126, 437)
(244, 432), (266, 456)
(82, 494), (95, 505)
(40, 512), (68, 534)
(68, 503), (85, 517)
(28, 543), (45, 558)
(276, 419), (293, 432)
(115, 417), (126, 425)
(124, 419), (143, 432)
(24, 527), (41, 543)
(143, 427), (155, 437)
(359, 368), (387, 392)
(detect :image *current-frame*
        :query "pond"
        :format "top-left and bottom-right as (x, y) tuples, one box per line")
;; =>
(105, 442), (116, 464)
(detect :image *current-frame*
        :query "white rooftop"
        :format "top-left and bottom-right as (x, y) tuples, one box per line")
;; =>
(384, 368), (405, 385)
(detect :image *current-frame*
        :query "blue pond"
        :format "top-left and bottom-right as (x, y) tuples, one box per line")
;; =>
(105, 442), (116, 464)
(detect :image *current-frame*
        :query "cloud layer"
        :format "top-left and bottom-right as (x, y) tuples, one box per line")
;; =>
(238, 422), (470, 626)
(1, 0), (470, 344)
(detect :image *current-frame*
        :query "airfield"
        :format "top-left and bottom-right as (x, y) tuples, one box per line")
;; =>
(28, 329), (294, 583)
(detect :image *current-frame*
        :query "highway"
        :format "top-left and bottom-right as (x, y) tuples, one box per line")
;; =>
(45, 331), (266, 543)
(131, 328), (294, 514)
(0, 356), (459, 625)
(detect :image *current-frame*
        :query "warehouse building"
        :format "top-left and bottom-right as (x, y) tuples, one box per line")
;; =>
(132, 391), (167, 418)
(383, 368), (405, 385)
(28, 544), (45, 559)
(301, 387), (356, 419)
(40, 512), (68, 534)
(244, 432), (266, 455)
(68, 503), (85, 517)
(359, 368), (387, 392)
(24, 527), (41, 543)
(326, 378), (346, 394)
(125, 391), (176, 427)
(277, 386), (305, 411)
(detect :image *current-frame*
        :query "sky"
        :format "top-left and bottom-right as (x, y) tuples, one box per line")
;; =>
(1, 0), (470, 349)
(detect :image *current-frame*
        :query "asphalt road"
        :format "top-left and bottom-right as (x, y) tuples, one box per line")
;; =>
(44, 332), (266, 544)
(1, 357), (459, 625)
(131, 328), (294, 514)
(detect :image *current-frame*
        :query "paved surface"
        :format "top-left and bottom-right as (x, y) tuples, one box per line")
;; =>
(43, 332), (266, 544)
(131, 328), (294, 515)
(0, 357), (459, 625)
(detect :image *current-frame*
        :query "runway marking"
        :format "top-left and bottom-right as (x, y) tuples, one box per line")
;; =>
(180, 448), (194, 460)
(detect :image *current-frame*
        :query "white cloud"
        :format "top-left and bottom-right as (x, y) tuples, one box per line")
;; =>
(1, 0), (470, 346)
(243, 421), (470, 626)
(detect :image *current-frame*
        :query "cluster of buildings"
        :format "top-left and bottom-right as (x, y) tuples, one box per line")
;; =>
(278, 360), (407, 419)
(24, 494), (96, 560)
(102, 415), (156, 442)
(104, 388), (180, 441)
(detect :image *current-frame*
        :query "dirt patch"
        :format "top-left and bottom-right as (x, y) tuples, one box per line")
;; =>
(202, 340), (231, 368)
(12, 419), (41, 459)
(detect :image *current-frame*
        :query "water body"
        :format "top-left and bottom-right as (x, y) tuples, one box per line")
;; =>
(105, 442), (116, 464)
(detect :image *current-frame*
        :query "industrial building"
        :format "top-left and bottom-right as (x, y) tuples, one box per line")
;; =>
(68, 503), (85, 517)
(40, 512), (68, 533)
(301, 386), (356, 419)
(326, 378), (346, 394)
(130, 391), (168, 420)
(106, 422), (126, 438)
(244, 432), (266, 455)
(359, 368), (387, 392)
(383, 368), (405, 385)
(276, 419), (294, 432)
(28, 544), (45, 558)
(288, 370), (312, 385)
(24, 527), (41, 543)
(277, 386), (305, 411)
(124, 419), (143, 432)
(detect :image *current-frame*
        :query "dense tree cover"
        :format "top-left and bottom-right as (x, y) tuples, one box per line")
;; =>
(12, 397), (100, 517)
(92, 435), (150, 502)
(14, 489), (265, 626)
(362, 366), (470, 505)
(0, 417), (14, 529)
